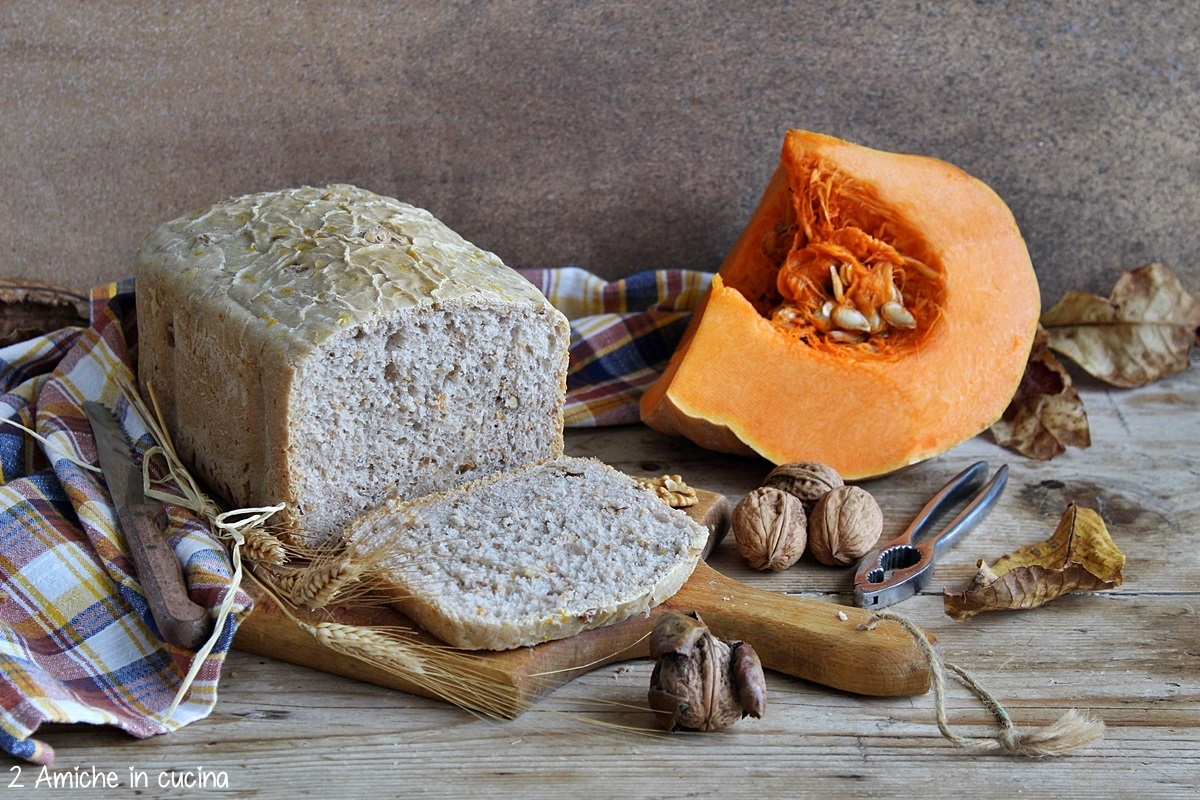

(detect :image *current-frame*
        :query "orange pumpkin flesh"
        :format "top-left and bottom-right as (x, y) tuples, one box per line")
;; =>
(641, 131), (1040, 479)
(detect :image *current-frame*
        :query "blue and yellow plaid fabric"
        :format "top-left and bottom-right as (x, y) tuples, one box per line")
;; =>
(518, 267), (712, 426)
(0, 280), (250, 765)
(0, 268), (710, 763)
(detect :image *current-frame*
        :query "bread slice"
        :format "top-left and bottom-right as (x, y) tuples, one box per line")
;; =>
(347, 457), (709, 650)
(135, 185), (570, 535)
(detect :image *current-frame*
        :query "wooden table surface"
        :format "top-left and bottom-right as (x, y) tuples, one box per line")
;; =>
(11, 358), (1199, 799)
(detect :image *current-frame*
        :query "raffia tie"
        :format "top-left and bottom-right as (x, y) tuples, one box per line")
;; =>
(859, 610), (1105, 757)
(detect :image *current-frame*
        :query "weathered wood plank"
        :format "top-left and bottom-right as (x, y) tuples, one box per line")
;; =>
(7, 359), (1198, 799)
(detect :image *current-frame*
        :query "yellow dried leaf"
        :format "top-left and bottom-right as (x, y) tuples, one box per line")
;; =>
(990, 326), (1090, 460)
(944, 505), (1124, 621)
(1041, 263), (1200, 387)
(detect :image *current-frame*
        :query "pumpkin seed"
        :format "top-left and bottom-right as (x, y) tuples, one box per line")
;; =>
(832, 304), (872, 332)
(829, 266), (846, 303)
(827, 330), (867, 344)
(881, 301), (917, 329)
(772, 303), (802, 327)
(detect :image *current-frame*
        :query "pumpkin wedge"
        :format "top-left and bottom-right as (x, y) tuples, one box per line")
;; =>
(641, 131), (1040, 478)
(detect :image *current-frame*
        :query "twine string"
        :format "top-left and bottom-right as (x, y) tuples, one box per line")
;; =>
(0, 416), (103, 473)
(859, 609), (1105, 757)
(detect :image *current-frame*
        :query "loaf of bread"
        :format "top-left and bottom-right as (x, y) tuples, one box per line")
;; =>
(347, 457), (709, 650)
(136, 185), (570, 535)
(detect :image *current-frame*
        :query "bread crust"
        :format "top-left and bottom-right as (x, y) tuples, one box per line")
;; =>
(136, 185), (569, 532)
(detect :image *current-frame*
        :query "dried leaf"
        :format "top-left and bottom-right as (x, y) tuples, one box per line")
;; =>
(1041, 263), (1200, 387)
(0, 278), (89, 346)
(944, 505), (1124, 621)
(990, 325), (1090, 460)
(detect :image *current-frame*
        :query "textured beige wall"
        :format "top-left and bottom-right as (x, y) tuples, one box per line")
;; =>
(3, 1), (1197, 305)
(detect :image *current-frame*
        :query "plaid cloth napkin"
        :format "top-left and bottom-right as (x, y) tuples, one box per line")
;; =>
(0, 267), (710, 764)
(0, 280), (251, 765)
(518, 267), (712, 426)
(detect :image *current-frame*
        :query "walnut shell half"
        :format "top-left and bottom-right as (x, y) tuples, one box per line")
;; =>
(648, 611), (766, 732)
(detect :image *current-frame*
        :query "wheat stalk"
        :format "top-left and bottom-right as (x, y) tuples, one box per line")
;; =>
(241, 528), (287, 566)
(301, 621), (426, 675)
(245, 569), (538, 718)
(268, 556), (363, 609)
(253, 530), (399, 609)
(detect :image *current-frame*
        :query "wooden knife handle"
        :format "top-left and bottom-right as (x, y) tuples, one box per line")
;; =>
(666, 561), (932, 696)
(120, 504), (212, 650)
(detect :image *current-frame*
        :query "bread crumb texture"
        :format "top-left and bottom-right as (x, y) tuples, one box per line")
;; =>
(351, 457), (709, 650)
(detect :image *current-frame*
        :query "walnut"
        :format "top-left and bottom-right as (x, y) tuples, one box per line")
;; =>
(763, 461), (844, 513)
(808, 485), (883, 566)
(634, 474), (698, 508)
(648, 611), (765, 732)
(731, 486), (807, 571)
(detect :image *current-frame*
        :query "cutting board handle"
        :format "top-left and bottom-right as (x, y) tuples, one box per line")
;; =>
(667, 562), (932, 697)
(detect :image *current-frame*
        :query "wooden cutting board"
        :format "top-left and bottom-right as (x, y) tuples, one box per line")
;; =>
(233, 489), (932, 716)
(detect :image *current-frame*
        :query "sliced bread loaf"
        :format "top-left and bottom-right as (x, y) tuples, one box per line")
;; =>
(347, 457), (709, 650)
(136, 184), (570, 535)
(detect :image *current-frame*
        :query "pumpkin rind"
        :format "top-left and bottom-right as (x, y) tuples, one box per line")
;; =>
(640, 131), (1040, 479)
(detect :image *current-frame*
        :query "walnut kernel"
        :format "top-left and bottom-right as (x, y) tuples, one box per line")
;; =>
(634, 474), (699, 508)
(808, 485), (883, 566)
